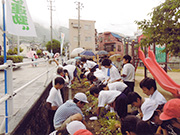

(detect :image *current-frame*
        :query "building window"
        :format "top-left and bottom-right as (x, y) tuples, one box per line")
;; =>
(73, 36), (78, 42)
(85, 37), (91, 42)
(84, 25), (91, 30)
(104, 44), (114, 52)
(118, 45), (121, 52)
(72, 23), (78, 28)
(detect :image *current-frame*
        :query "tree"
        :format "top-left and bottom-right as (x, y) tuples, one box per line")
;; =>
(46, 39), (61, 54)
(135, 0), (180, 56)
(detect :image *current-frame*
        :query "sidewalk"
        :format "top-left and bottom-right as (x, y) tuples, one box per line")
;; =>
(0, 60), (57, 134)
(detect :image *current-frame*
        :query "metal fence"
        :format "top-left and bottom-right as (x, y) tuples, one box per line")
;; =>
(0, 59), (56, 134)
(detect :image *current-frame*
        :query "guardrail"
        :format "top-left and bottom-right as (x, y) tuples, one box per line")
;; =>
(0, 59), (56, 134)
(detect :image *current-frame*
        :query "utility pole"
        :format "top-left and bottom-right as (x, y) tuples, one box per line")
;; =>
(75, 2), (84, 48)
(48, 0), (55, 54)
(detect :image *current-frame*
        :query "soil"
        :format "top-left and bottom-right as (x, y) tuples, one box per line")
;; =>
(69, 68), (180, 134)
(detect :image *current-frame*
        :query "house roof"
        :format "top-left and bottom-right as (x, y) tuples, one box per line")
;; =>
(111, 32), (122, 41)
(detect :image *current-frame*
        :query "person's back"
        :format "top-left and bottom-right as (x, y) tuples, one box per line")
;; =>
(54, 100), (83, 128)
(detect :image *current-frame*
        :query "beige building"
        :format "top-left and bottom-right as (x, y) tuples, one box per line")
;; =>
(69, 19), (96, 55)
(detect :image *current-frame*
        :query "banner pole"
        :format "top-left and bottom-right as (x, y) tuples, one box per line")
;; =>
(2, 0), (9, 133)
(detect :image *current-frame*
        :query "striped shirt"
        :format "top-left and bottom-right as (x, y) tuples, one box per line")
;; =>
(53, 100), (84, 127)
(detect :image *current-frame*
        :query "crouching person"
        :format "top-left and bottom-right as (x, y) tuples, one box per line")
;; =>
(90, 86), (128, 120)
(53, 92), (88, 134)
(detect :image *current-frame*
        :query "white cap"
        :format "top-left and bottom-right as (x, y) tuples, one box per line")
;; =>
(66, 120), (86, 135)
(74, 92), (89, 103)
(141, 98), (158, 121)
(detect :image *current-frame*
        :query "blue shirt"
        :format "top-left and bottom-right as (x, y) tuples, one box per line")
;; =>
(53, 100), (84, 127)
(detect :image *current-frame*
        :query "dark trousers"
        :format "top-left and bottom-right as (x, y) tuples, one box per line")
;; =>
(60, 86), (69, 102)
(114, 93), (128, 119)
(123, 81), (135, 92)
(48, 109), (56, 133)
(122, 87), (131, 96)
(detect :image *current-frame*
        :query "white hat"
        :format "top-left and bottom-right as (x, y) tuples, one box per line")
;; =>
(74, 92), (89, 103)
(66, 120), (86, 135)
(141, 98), (158, 121)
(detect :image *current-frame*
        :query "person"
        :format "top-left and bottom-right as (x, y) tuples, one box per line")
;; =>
(52, 67), (69, 102)
(136, 120), (153, 135)
(33, 53), (38, 67)
(66, 120), (86, 135)
(73, 129), (93, 135)
(101, 58), (121, 83)
(159, 98), (180, 135)
(81, 57), (98, 72)
(121, 55), (135, 92)
(98, 81), (131, 96)
(53, 58), (80, 84)
(139, 77), (167, 105)
(148, 104), (169, 135)
(46, 77), (65, 133)
(127, 92), (145, 118)
(86, 69), (105, 90)
(121, 115), (153, 135)
(113, 57), (123, 74)
(53, 92), (88, 134)
(90, 86), (128, 119)
(121, 115), (141, 135)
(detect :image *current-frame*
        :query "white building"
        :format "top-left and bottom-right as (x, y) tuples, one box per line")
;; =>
(69, 19), (96, 54)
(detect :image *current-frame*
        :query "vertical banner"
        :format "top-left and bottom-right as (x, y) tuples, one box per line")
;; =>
(6, 0), (37, 37)
(60, 33), (65, 55)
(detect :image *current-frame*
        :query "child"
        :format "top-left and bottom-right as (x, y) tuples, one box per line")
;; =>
(101, 58), (121, 83)
(46, 77), (65, 133)
(81, 57), (98, 72)
(139, 77), (167, 105)
(121, 55), (135, 92)
(159, 98), (180, 135)
(98, 81), (131, 96)
(90, 86), (128, 119)
(127, 92), (145, 118)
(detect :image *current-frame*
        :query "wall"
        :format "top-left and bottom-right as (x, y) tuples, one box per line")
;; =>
(11, 82), (52, 135)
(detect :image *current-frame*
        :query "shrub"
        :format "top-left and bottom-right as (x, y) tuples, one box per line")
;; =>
(7, 47), (23, 55)
(36, 50), (42, 56)
(0, 56), (23, 65)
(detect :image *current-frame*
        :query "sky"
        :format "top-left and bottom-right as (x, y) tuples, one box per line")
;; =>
(1, 0), (165, 36)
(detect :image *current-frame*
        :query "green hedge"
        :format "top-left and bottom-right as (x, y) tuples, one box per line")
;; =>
(0, 56), (23, 65)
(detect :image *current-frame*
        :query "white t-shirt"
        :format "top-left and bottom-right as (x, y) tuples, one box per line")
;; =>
(108, 65), (121, 83)
(46, 87), (63, 107)
(122, 63), (135, 82)
(149, 90), (167, 105)
(52, 74), (69, 86)
(63, 65), (76, 81)
(98, 90), (121, 107)
(108, 82), (127, 92)
(84, 60), (97, 69)
(94, 68), (105, 82)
